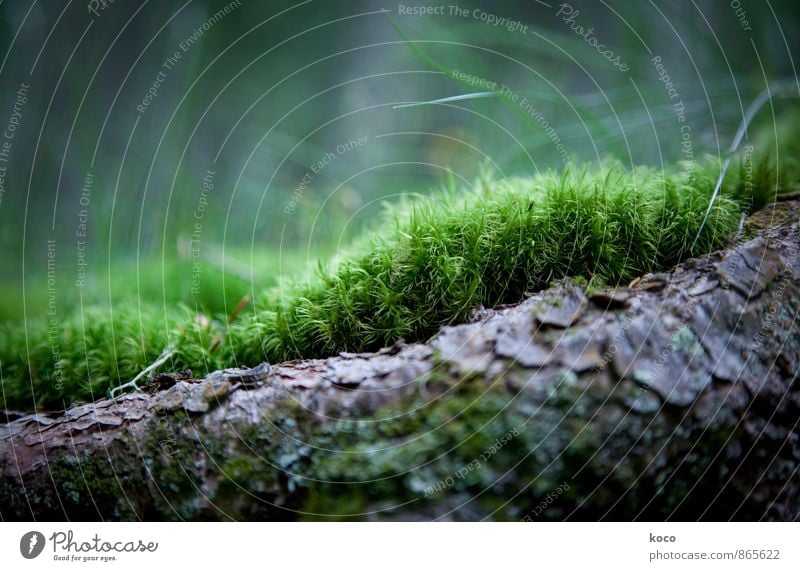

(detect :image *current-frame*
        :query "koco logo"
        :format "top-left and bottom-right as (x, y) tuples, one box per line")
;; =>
(20, 531), (46, 559)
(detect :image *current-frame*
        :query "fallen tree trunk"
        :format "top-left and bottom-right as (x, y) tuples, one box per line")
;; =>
(2, 200), (799, 521)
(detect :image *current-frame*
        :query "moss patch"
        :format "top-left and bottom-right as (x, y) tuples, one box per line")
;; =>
(1, 130), (797, 410)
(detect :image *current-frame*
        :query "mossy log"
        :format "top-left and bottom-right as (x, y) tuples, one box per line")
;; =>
(2, 199), (799, 521)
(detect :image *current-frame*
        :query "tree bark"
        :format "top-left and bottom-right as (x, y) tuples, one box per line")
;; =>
(2, 200), (799, 521)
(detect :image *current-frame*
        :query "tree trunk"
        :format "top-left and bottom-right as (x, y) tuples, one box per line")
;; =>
(2, 199), (799, 521)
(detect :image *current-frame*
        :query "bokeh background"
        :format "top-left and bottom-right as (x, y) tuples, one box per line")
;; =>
(0, 0), (797, 325)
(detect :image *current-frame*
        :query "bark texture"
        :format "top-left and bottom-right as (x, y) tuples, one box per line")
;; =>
(2, 200), (799, 521)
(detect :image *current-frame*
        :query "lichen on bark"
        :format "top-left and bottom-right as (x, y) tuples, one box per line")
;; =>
(2, 200), (798, 521)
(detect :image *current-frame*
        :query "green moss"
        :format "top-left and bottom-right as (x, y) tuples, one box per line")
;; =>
(1, 129), (798, 410)
(672, 325), (703, 356)
(143, 418), (204, 520)
(296, 372), (584, 519)
(3, 450), (146, 521)
(3, 362), (783, 520)
(146, 398), (316, 520)
(229, 401), (315, 497)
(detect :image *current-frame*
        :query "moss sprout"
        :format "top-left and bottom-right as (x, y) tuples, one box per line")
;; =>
(0, 141), (795, 410)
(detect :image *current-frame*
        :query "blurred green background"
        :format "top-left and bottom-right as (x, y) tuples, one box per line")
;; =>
(0, 0), (797, 324)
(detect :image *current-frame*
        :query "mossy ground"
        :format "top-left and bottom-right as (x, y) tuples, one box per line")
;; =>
(1, 128), (797, 410)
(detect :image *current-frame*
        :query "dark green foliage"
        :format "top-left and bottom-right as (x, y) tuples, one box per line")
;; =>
(0, 145), (795, 410)
(227, 154), (769, 363)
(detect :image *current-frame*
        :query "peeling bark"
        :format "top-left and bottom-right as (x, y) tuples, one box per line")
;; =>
(2, 200), (799, 521)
